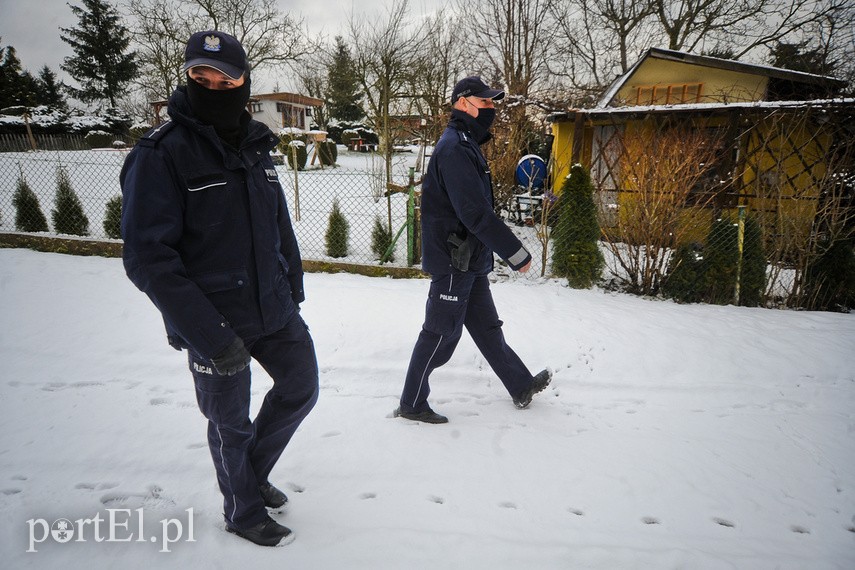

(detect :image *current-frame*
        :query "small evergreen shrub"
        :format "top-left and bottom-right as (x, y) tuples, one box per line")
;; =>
(318, 141), (338, 166)
(663, 242), (705, 303)
(52, 167), (90, 236)
(371, 216), (394, 262)
(681, 214), (766, 306)
(325, 198), (349, 258)
(804, 238), (855, 311)
(551, 164), (604, 288)
(13, 172), (49, 232)
(278, 129), (306, 149)
(703, 218), (740, 304)
(84, 130), (114, 149)
(286, 140), (308, 171)
(103, 196), (122, 239)
(738, 216), (766, 307)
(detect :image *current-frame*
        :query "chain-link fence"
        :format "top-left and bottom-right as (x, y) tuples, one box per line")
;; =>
(546, 100), (855, 310)
(2, 110), (852, 312)
(0, 138), (128, 241)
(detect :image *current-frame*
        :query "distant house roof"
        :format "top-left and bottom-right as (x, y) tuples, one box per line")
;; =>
(254, 92), (324, 107)
(597, 47), (847, 108)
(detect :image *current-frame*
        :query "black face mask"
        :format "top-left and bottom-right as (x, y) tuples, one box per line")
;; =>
(475, 107), (496, 132)
(185, 74), (251, 135)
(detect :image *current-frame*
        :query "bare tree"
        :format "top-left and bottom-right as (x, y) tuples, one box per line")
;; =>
(349, 1), (425, 191)
(191, 0), (309, 69)
(740, 104), (855, 309)
(126, 0), (191, 104)
(551, 0), (855, 98)
(456, 0), (558, 205)
(126, 0), (309, 101)
(408, 8), (465, 146)
(600, 126), (724, 295)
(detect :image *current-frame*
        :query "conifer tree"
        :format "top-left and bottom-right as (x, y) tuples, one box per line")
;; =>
(36, 66), (68, 111)
(551, 164), (604, 288)
(326, 36), (364, 123)
(103, 196), (122, 239)
(60, 0), (138, 108)
(325, 198), (349, 258)
(52, 167), (89, 236)
(13, 171), (49, 233)
(0, 43), (31, 109)
(371, 216), (394, 262)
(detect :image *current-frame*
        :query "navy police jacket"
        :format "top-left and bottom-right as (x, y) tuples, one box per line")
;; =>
(421, 109), (531, 275)
(120, 87), (303, 360)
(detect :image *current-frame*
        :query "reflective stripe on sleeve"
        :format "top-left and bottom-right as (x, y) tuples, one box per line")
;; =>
(508, 247), (529, 267)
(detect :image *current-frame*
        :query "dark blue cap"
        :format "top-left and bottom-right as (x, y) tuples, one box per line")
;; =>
(182, 31), (248, 80)
(451, 76), (505, 103)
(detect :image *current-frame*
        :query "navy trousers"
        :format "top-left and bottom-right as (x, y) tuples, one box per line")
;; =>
(189, 313), (319, 530)
(400, 272), (533, 413)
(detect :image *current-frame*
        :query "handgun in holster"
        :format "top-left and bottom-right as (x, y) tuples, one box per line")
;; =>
(447, 232), (472, 272)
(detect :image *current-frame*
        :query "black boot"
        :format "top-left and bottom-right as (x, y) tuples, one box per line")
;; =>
(226, 515), (294, 546)
(513, 369), (552, 409)
(394, 406), (449, 424)
(259, 481), (289, 509)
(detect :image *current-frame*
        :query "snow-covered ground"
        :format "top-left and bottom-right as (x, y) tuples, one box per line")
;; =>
(1, 248), (854, 569)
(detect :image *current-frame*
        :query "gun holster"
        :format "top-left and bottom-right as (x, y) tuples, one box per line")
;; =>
(447, 232), (472, 272)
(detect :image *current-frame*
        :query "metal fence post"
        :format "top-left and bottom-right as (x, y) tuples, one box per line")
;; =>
(734, 204), (746, 305)
(407, 167), (415, 266)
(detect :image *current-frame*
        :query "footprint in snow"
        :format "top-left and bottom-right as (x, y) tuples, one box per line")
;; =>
(498, 502), (518, 510)
(11, 475), (27, 481)
(286, 483), (305, 494)
(186, 442), (207, 450)
(321, 431), (342, 438)
(76, 482), (119, 491)
(428, 495), (445, 504)
(790, 525), (810, 534)
(641, 517), (661, 525)
(70, 381), (104, 389)
(1, 488), (22, 496)
(149, 398), (170, 406)
(359, 492), (377, 500)
(567, 508), (584, 516)
(712, 518), (735, 528)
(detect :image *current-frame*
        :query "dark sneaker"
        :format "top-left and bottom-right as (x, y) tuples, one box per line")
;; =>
(226, 516), (294, 547)
(259, 481), (289, 509)
(394, 407), (449, 424)
(513, 369), (552, 409)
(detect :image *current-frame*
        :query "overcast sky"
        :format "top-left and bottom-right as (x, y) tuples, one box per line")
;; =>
(0, 0), (448, 91)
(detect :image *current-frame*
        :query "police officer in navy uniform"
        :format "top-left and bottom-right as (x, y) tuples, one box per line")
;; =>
(396, 76), (552, 424)
(120, 31), (318, 546)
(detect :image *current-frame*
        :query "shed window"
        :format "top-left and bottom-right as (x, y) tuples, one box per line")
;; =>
(635, 83), (703, 105)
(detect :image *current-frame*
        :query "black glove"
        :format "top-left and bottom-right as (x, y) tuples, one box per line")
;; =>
(211, 337), (251, 376)
(447, 232), (472, 272)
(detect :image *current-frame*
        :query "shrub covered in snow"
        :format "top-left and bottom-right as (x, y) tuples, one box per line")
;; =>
(84, 130), (114, 149)
(325, 198), (349, 258)
(551, 164), (604, 288)
(285, 140), (308, 171)
(371, 216), (394, 262)
(13, 173), (49, 233)
(318, 140), (338, 166)
(103, 196), (122, 240)
(52, 167), (90, 236)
